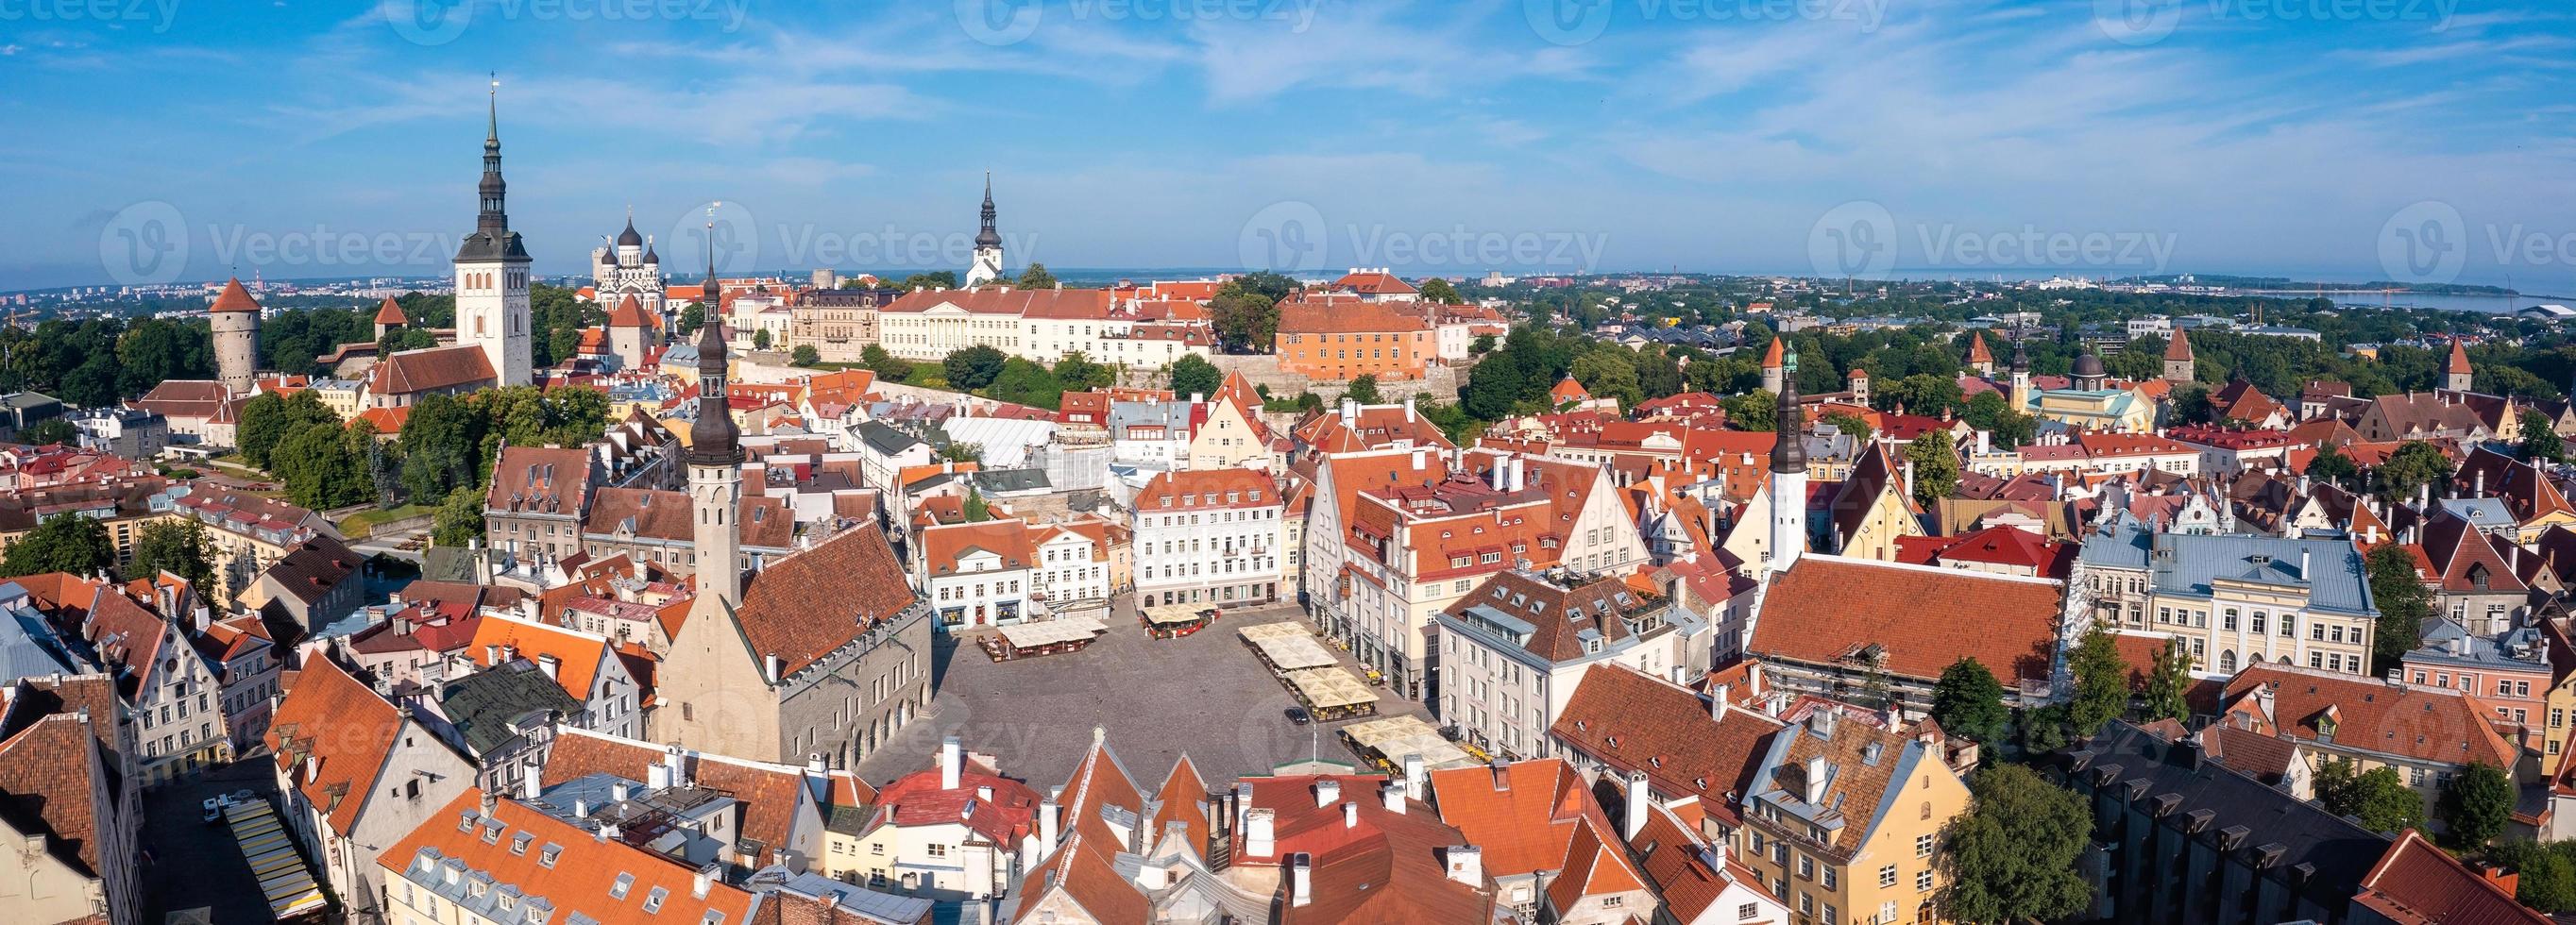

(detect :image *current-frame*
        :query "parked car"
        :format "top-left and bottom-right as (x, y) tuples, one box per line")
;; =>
(1285, 707), (1311, 726)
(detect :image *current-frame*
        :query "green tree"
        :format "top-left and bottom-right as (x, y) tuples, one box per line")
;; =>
(2376, 440), (2453, 503)
(17, 418), (76, 446)
(1296, 391), (1325, 413)
(752, 328), (772, 350)
(1940, 764), (2094, 924)
(896, 271), (959, 291)
(2366, 545), (2432, 675)
(2307, 443), (2361, 486)
(940, 442), (983, 464)
(1167, 354), (1223, 399)
(1, 513), (113, 578)
(2523, 409), (2567, 462)
(234, 393), (291, 468)
(398, 392), (486, 505)
(1418, 278), (1463, 304)
(984, 359), (1066, 410)
(790, 345), (821, 367)
(2315, 758), (2429, 834)
(1718, 390), (1778, 431)
(127, 519), (213, 588)
(1931, 657), (2009, 748)
(2438, 762), (2515, 849)
(1570, 350), (1642, 411)
(1470, 334), (1497, 355)
(943, 345), (1008, 390)
(1906, 430), (1960, 505)
(2138, 637), (2193, 723)
(432, 487), (486, 547)
(861, 345), (911, 382)
(961, 489), (991, 522)
(1015, 263), (1057, 289)
(2488, 841), (2576, 913)
(1209, 289), (1279, 353)
(1344, 375), (1383, 406)
(2067, 627), (2131, 740)
(273, 422), (369, 509)
(678, 302), (705, 337)
(1229, 271), (1297, 303)
(1054, 351), (1115, 393)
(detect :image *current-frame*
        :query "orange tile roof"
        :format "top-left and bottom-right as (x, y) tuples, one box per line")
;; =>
(1548, 664), (1783, 827)
(919, 519), (1036, 576)
(1750, 555), (2065, 684)
(1428, 758), (1641, 901)
(734, 526), (916, 676)
(381, 788), (758, 925)
(266, 658), (404, 836)
(466, 614), (612, 700)
(1135, 467), (1277, 511)
(537, 728), (816, 870)
(2222, 664), (2518, 769)
(2354, 829), (2548, 924)
(209, 277), (261, 312)
(373, 296), (408, 325)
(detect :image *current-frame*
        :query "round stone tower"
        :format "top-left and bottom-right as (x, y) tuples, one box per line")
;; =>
(209, 277), (262, 395)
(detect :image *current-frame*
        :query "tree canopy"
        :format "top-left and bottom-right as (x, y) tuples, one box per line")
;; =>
(1, 513), (112, 579)
(2438, 762), (2515, 849)
(1167, 354), (1223, 399)
(1940, 764), (2094, 924)
(1930, 657), (2009, 748)
(943, 345), (1008, 391)
(2316, 758), (2428, 834)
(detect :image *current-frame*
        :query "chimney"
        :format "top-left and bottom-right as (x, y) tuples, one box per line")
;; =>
(611, 782), (632, 803)
(520, 770), (541, 800)
(1712, 684), (1731, 722)
(1246, 808), (1277, 857)
(1340, 398), (1358, 425)
(1489, 759), (1510, 791)
(1445, 846), (1483, 886)
(1039, 793), (1061, 847)
(2475, 469), (2486, 497)
(941, 734), (962, 791)
(978, 784), (994, 803)
(692, 863), (718, 900)
(806, 753), (826, 776)
(1623, 770), (1652, 840)
(1289, 852), (1313, 907)
(1314, 778), (1341, 808)
(1402, 753), (1426, 800)
(536, 654), (560, 680)
(647, 762), (672, 790)
(2300, 549), (2312, 578)
(1803, 756), (1830, 805)
(765, 653), (782, 683)
(1342, 801), (1359, 829)
(1381, 781), (1406, 814)
(1509, 457), (1526, 493)
(1405, 395), (1416, 422)
(1412, 448), (1426, 471)
(1903, 460), (1916, 500)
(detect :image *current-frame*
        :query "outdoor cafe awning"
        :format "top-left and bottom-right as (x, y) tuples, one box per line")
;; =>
(1285, 666), (1377, 711)
(1239, 623), (1336, 670)
(998, 617), (1107, 649)
(1339, 715), (1479, 770)
(1144, 605), (1208, 626)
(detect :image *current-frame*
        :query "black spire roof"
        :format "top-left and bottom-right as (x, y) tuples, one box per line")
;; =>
(617, 209), (643, 247)
(688, 222), (743, 467)
(1772, 346), (1805, 473)
(455, 77), (529, 264)
(974, 172), (1001, 249)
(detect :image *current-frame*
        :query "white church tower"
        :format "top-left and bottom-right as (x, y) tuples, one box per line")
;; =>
(1767, 345), (1807, 578)
(965, 173), (1003, 287)
(454, 77), (533, 387)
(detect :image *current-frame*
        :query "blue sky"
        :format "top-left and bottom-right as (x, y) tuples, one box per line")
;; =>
(4, 0), (2570, 291)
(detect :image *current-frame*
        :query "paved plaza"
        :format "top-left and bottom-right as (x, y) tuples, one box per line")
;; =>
(853, 600), (1430, 788)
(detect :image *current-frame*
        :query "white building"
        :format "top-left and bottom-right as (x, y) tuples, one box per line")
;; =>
(590, 212), (666, 321)
(1433, 569), (1714, 761)
(453, 87), (532, 388)
(1028, 520), (1113, 615)
(1133, 467), (1286, 608)
(917, 519), (1037, 631)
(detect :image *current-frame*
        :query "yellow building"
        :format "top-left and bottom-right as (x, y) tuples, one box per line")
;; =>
(1737, 707), (1972, 925)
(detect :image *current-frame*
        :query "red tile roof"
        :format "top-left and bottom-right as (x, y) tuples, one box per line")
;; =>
(370, 345), (498, 396)
(373, 297), (408, 325)
(0, 713), (105, 877)
(1547, 664), (1782, 827)
(209, 277), (262, 313)
(1330, 270), (1416, 296)
(265, 658), (405, 836)
(1750, 555), (2065, 683)
(734, 526), (916, 676)
(2353, 829), (2548, 924)
(1135, 467), (1277, 512)
(2221, 664), (2518, 769)
(537, 728), (818, 869)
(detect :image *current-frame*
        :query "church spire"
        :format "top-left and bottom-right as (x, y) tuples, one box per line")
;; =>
(477, 75), (508, 236)
(689, 208), (743, 467)
(974, 172), (1001, 249)
(1771, 345), (1805, 473)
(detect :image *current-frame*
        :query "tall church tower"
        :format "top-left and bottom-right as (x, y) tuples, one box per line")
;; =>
(965, 173), (1003, 287)
(2446, 337), (2475, 393)
(453, 77), (533, 387)
(2008, 340), (2032, 410)
(2162, 327), (2195, 383)
(1767, 346), (1807, 577)
(687, 223), (746, 609)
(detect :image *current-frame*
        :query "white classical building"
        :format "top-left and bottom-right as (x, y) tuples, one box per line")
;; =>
(1027, 520), (1113, 614)
(1132, 467), (1285, 608)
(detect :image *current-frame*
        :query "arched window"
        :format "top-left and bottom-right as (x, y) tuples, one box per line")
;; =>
(2220, 649), (2237, 673)
(1920, 801), (1932, 820)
